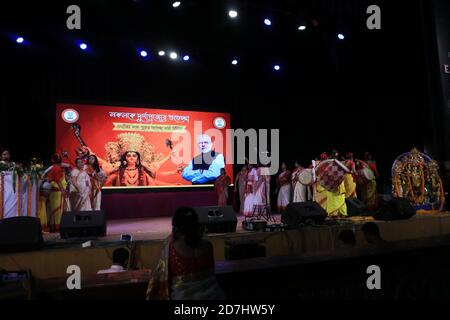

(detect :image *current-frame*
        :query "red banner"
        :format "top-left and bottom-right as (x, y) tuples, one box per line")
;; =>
(56, 103), (233, 188)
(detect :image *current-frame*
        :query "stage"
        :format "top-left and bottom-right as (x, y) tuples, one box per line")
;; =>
(2, 212), (450, 280)
(43, 213), (256, 243)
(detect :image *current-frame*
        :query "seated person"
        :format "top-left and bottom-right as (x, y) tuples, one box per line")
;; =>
(146, 207), (225, 300)
(97, 248), (130, 274)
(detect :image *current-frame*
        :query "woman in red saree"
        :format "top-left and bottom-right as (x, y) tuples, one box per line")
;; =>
(45, 154), (70, 232)
(214, 168), (231, 206)
(146, 207), (224, 300)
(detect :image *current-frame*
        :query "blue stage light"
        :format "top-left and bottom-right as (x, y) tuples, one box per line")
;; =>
(16, 37), (24, 44)
(79, 43), (87, 50)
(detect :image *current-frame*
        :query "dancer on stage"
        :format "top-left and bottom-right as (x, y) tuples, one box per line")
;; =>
(243, 163), (270, 217)
(261, 164), (271, 209)
(276, 162), (291, 212)
(325, 151), (347, 217)
(360, 152), (378, 210)
(0, 149), (13, 166)
(313, 153), (329, 210)
(45, 154), (70, 232)
(243, 164), (258, 217)
(234, 165), (248, 214)
(292, 160), (312, 203)
(326, 181), (347, 217)
(343, 152), (357, 199)
(146, 207), (224, 300)
(70, 158), (92, 211)
(87, 155), (107, 210)
(214, 168), (231, 206)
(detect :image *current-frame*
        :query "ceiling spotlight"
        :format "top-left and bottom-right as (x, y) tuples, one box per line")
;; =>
(338, 33), (345, 40)
(264, 18), (272, 26)
(298, 25), (306, 31)
(172, 1), (181, 8)
(183, 55), (190, 61)
(140, 50), (148, 57)
(158, 50), (165, 56)
(231, 59), (238, 65)
(273, 64), (280, 71)
(79, 43), (87, 50)
(16, 36), (24, 44)
(169, 52), (178, 59)
(228, 10), (238, 18)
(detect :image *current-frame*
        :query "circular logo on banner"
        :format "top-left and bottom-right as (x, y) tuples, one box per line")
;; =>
(61, 108), (79, 123)
(213, 117), (226, 129)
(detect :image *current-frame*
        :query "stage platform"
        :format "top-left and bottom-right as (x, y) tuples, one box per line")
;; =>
(1, 212), (450, 279)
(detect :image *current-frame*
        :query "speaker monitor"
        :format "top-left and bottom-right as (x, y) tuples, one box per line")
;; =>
(346, 197), (368, 216)
(374, 197), (416, 221)
(281, 201), (327, 228)
(0, 217), (43, 253)
(194, 206), (237, 233)
(60, 211), (107, 239)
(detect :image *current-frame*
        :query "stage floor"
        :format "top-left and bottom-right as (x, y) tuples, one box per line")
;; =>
(43, 214), (283, 243)
(42, 213), (378, 244)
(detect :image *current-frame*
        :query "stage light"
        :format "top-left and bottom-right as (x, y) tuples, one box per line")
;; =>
(338, 33), (345, 40)
(273, 64), (280, 71)
(169, 52), (178, 59)
(16, 37), (24, 44)
(183, 55), (190, 61)
(264, 18), (272, 26)
(228, 10), (238, 18)
(158, 50), (165, 56)
(172, 1), (181, 8)
(79, 43), (87, 50)
(140, 50), (148, 57)
(298, 25), (306, 31)
(231, 59), (238, 65)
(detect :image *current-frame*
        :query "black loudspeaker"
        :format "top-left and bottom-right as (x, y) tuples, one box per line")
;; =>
(60, 211), (107, 239)
(374, 198), (416, 221)
(378, 194), (394, 207)
(194, 206), (237, 233)
(346, 198), (368, 216)
(0, 217), (43, 253)
(281, 202), (327, 228)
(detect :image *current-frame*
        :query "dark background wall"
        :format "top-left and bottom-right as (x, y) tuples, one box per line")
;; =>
(425, 0), (450, 160)
(0, 0), (441, 186)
